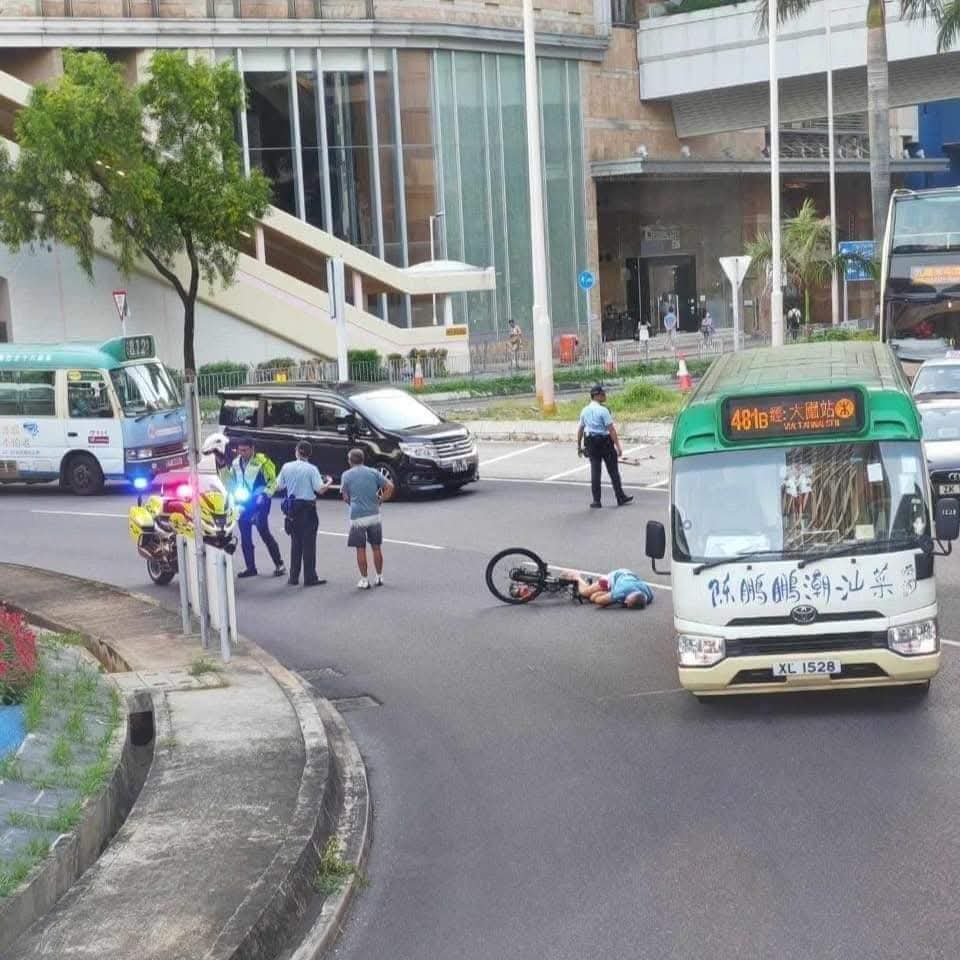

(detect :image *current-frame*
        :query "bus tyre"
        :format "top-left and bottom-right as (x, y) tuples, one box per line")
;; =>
(64, 454), (104, 496)
(147, 560), (175, 586)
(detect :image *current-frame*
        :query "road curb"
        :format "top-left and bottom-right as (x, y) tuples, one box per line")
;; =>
(0, 563), (369, 960)
(465, 419), (674, 443)
(287, 695), (371, 960)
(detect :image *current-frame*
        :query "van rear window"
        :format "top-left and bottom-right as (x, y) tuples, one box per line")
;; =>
(221, 396), (258, 427)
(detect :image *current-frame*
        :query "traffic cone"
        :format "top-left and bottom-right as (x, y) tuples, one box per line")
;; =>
(604, 346), (617, 374)
(677, 353), (692, 392)
(413, 360), (424, 391)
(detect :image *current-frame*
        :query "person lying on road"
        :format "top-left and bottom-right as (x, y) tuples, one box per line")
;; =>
(576, 569), (654, 609)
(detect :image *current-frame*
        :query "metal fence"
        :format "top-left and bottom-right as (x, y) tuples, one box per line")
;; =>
(188, 327), (779, 398)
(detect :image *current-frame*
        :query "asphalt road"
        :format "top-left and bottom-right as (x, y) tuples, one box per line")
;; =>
(3, 444), (960, 960)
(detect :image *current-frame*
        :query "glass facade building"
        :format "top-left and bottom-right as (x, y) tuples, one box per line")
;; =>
(233, 46), (588, 337)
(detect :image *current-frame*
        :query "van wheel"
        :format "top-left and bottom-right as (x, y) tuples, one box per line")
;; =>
(64, 454), (104, 496)
(376, 462), (400, 495)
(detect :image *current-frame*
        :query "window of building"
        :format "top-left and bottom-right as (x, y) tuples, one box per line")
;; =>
(246, 72), (296, 216)
(68, 370), (113, 419)
(264, 398), (306, 428)
(611, 0), (637, 26)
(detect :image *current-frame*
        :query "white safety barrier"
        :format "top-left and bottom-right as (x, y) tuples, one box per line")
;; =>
(178, 534), (238, 662)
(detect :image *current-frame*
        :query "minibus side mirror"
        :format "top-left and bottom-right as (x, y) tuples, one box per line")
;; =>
(935, 497), (960, 545)
(645, 520), (667, 573)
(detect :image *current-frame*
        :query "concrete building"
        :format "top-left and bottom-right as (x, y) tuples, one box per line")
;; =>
(0, 0), (955, 364)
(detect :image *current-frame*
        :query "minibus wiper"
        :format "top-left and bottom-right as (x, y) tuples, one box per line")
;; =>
(797, 536), (928, 568)
(693, 549), (800, 575)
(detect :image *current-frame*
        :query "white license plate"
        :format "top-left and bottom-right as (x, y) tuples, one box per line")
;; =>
(940, 483), (960, 494)
(773, 659), (841, 678)
(451, 459), (469, 472)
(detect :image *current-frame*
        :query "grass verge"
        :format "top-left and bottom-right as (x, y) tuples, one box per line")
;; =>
(312, 836), (365, 897)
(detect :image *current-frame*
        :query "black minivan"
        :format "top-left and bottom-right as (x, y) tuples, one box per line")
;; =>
(218, 383), (479, 494)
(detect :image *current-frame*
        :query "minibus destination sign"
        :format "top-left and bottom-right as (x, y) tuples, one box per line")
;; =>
(721, 389), (863, 441)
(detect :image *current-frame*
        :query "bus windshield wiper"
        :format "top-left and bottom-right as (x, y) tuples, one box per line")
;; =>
(797, 536), (928, 568)
(693, 548), (800, 576)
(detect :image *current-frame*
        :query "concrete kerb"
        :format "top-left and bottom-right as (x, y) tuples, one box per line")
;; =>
(465, 419), (675, 444)
(0, 564), (370, 960)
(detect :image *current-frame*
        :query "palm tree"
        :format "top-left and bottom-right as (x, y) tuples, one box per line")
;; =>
(747, 198), (876, 325)
(759, 0), (941, 246)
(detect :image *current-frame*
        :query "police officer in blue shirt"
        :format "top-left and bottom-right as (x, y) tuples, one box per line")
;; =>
(577, 384), (633, 509)
(275, 441), (331, 587)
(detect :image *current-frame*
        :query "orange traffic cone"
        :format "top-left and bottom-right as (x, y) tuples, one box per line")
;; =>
(677, 353), (692, 392)
(413, 360), (425, 391)
(604, 346), (617, 374)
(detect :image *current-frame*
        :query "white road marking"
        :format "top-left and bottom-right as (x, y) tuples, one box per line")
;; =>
(479, 442), (550, 467)
(647, 478), (669, 488)
(483, 476), (669, 493)
(317, 530), (444, 551)
(941, 638), (960, 648)
(600, 687), (685, 703)
(544, 444), (650, 482)
(31, 509), (126, 519)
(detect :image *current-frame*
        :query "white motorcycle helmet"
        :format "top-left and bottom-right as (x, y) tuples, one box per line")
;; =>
(201, 433), (229, 458)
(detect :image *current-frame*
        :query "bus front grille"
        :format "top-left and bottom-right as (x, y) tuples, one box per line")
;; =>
(725, 632), (888, 657)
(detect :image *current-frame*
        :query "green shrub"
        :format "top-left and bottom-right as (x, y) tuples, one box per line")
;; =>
(805, 329), (878, 343)
(256, 356), (298, 371)
(198, 361), (248, 377)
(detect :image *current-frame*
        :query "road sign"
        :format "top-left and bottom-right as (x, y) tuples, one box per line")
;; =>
(839, 241), (874, 282)
(112, 289), (128, 324)
(719, 256), (752, 353)
(578, 270), (595, 291)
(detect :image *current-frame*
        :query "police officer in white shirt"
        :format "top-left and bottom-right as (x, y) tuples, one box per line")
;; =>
(275, 442), (331, 587)
(577, 384), (633, 509)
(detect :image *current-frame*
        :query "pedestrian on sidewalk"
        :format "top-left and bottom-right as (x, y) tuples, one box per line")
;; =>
(231, 439), (286, 579)
(508, 319), (523, 371)
(341, 448), (394, 589)
(663, 307), (678, 347)
(276, 441), (331, 587)
(577, 384), (633, 509)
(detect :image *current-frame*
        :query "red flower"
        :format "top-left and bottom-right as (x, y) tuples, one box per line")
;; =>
(0, 607), (38, 704)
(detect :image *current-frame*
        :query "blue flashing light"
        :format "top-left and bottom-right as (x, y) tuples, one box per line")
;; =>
(234, 487), (250, 503)
(133, 477), (149, 491)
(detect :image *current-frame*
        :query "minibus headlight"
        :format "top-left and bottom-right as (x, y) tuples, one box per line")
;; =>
(677, 634), (726, 667)
(888, 619), (938, 656)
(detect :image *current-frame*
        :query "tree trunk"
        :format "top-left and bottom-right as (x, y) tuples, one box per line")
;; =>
(866, 0), (890, 245)
(183, 295), (197, 381)
(804, 286), (811, 326)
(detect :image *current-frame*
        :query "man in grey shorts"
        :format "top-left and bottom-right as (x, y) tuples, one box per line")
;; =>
(340, 448), (395, 589)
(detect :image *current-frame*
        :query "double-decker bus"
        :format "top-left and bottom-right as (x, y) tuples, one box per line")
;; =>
(881, 186), (960, 364)
(645, 341), (960, 699)
(0, 336), (187, 495)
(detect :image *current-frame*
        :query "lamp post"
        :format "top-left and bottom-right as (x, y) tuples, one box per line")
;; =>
(429, 210), (445, 327)
(523, 0), (555, 412)
(826, 0), (840, 326)
(768, 0), (784, 346)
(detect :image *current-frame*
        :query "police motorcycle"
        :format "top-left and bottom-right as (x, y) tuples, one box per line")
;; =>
(128, 434), (239, 586)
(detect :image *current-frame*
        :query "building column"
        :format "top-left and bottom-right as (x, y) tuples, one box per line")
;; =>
(288, 48), (306, 221)
(255, 226), (266, 263)
(352, 271), (364, 310)
(366, 49), (388, 324)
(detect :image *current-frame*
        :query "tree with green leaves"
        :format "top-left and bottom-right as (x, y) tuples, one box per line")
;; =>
(747, 198), (877, 325)
(759, 0), (950, 247)
(0, 49), (272, 379)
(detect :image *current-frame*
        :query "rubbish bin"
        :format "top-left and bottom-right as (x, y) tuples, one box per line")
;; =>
(559, 333), (579, 364)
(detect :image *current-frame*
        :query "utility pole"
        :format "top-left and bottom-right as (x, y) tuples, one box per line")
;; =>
(522, 0), (555, 411)
(826, 0), (840, 326)
(768, 0), (784, 346)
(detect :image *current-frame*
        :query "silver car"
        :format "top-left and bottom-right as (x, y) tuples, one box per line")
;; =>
(913, 356), (960, 498)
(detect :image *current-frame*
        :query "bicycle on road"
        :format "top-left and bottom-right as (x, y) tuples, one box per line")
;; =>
(485, 547), (587, 605)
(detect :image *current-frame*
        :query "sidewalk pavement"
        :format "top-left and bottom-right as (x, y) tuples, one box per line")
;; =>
(465, 419), (674, 443)
(0, 563), (338, 960)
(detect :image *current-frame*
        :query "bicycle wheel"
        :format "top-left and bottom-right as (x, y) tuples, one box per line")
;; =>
(485, 547), (548, 604)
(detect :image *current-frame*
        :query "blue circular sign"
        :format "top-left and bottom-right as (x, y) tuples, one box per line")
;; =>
(578, 270), (596, 291)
